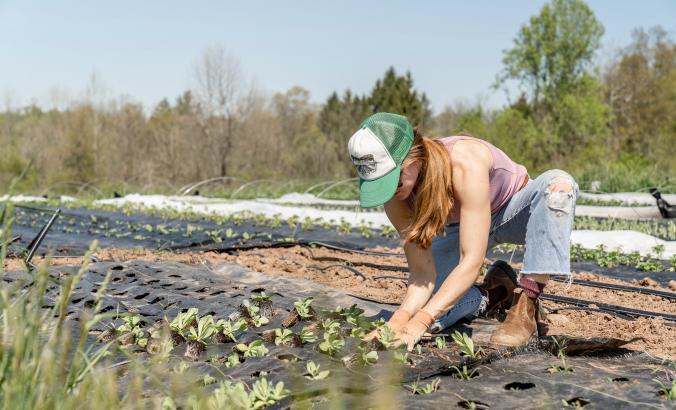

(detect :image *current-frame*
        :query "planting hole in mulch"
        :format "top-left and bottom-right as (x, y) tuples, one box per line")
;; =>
(277, 354), (302, 362)
(565, 397), (590, 407)
(504, 382), (535, 391)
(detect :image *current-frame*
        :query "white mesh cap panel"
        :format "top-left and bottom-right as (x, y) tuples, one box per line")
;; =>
(348, 128), (396, 180)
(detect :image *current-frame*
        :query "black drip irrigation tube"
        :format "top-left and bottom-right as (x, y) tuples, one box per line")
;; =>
(551, 277), (676, 301)
(25, 209), (61, 267)
(288, 244), (676, 322)
(539, 293), (676, 322)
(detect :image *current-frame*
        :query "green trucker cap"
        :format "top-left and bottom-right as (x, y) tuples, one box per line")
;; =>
(347, 112), (414, 208)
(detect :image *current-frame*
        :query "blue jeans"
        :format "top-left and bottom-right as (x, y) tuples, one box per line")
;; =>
(430, 170), (578, 332)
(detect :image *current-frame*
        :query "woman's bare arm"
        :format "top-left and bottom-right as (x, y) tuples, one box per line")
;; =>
(383, 198), (436, 316)
(420, 141), (492, 317)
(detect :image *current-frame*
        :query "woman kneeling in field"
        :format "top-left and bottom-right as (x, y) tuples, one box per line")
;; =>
(349, 112), (577, 350)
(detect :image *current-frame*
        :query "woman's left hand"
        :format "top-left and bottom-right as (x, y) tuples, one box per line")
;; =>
(394, 325), (427, 351)
(393, 310), (436, 351)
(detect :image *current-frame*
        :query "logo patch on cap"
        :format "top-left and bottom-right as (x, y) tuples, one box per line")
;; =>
(350, 154), (377, 176)
(347, 127), (396, 181)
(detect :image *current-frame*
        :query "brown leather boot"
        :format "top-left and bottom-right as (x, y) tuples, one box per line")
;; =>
(481, 260), (518, 313)
(489, 288), (537, 347)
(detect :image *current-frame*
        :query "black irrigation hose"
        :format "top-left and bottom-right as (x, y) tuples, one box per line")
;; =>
(306, 264), (366, 279)
(544, 306), (635, 321)
(302, 241), (405, 257)
(345, 292), (398, 306)
(303, 246), (676, 301)
(552, 277), (676, 301)
(25, 209), (61, 266)
(540, 293), (676, 322)
(303, 253), (676, 322)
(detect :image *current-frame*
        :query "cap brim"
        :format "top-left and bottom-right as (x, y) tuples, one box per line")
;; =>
(359, 164), (400, 208)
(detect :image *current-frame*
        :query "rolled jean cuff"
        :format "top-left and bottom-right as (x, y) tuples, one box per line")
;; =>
(520, 270), (571, 276)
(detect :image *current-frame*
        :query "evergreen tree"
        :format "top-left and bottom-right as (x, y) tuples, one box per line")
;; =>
(368, 67), (432, 127)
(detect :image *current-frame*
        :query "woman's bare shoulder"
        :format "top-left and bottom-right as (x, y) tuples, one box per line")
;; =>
(450, 140), (493, 171)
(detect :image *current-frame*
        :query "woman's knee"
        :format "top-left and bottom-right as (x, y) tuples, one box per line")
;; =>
(535, 170), (578, 216)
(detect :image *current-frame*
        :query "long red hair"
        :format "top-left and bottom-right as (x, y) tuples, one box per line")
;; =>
(402, 128), (454, 249)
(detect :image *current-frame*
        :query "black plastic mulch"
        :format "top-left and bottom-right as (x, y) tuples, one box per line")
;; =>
(7, 205), (400, 257)
(8, 204), (673, 286)
(3, 260), (672, 409)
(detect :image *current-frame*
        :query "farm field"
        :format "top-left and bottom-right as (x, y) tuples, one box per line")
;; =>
(1, 196), (675, 409)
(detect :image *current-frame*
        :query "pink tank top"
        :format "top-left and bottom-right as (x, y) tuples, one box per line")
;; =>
(397, 136), (528, 224)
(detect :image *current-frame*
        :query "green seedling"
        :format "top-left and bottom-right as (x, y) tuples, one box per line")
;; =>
(236, 340), (269, 358)
(337, 220), (352, 235)
(115, 314), (147, 347)
(286, 215), (299, 229)
(451, 365), (479, 380)
(185, 315), (217, 361)
(393, 350), (411, 365)
(406, 378), (440, 395)
(241, 300), (270, 327)
(320, 318), (341, 334)
(299, 326), (318, 344)
(250, 314), (269, 327)
(202, 374), (217, 386)
(250, 378), (290, 409)
(304, 361), (330, 380)
(548, 338), (574, 373)
(215, 318), (248, 343)
(170, 307), (199, 337)
(435, 336), (447, 350)
(358, 223), (373, 239)
(250, 291), (271, 303)
(183, 223), (197, 237)
(225, 352), (241, 368)
(377, 325), (397, 349)
(208, 352), (242, 368)
(206, 229), (223, 243)
(268, 214), (282, 229)
(338, 304), (365, 325)
(379, 224), (397, 237)
(301, 217), (314, 230)
(208, 380), (252, 410)
(655, 379), (675, 400)
(318, 332), (344, 357)
(225, 228), (236, 238)
(357, 346), (378, 366)
(274, 329), (295, 346)
(294, 297), (314, 319)
(173, 361), (190, 374)
(451, 331), (483, 358)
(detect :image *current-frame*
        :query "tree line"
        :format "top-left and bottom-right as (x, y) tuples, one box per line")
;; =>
(1, 0), (674, 195)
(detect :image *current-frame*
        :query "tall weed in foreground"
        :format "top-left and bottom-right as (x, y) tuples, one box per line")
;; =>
(0, 236), (119, 409)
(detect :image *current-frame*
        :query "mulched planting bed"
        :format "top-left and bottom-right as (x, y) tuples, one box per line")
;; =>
(3, 260), (673, 408)
(4, 204), (676, 407)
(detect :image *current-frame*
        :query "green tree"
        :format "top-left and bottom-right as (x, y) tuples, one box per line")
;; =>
(495, 0), (609, 166)
(603, 27), (676, 173)
(274, 86), (343, 178)
(368, 67), (432, 127)
(496, 0), (604, 116)
(318, 90), (370, 165)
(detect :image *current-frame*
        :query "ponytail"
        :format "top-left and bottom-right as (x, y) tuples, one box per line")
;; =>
(403, 128), (454, 249)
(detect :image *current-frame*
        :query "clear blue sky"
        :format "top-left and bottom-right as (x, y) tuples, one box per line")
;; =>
(1, 0), (674, 111)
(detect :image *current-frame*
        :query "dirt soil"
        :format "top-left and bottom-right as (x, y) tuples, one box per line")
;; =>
(5, 245), (675, 359)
